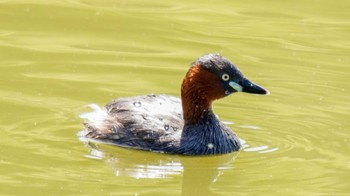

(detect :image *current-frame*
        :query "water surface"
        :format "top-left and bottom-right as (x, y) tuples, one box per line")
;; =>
(1, 0), (349, 195)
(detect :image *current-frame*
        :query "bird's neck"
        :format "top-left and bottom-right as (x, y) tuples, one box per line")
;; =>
(181, 64), (226, 125)
(181, 92), (213, 125)
(181, 66), (214, 124)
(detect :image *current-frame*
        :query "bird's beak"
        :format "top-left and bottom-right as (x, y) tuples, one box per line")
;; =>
(240, 78), (269, 95)
(229, 78), (270, 95)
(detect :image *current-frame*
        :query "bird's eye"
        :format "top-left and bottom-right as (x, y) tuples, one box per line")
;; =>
(222, 73), (230, 81)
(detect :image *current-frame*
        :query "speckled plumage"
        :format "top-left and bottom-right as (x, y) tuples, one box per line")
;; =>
(83, 94), (183, 152)
(81, 94), (241, 154)
(80, 54), (269, 155)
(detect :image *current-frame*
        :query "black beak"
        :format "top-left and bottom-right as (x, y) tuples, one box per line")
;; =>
(240, 78), (270, 95)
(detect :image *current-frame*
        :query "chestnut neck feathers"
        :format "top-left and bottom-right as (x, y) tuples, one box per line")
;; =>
(181, 64), (225, 124)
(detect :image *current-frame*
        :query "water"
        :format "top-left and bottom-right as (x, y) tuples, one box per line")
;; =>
(1, 0), (349, 195)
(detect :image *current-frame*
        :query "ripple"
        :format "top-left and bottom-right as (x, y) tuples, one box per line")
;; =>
(81, 140), (239, 179)
(239, 125), (261, 130)
(244, 145), (279, 153)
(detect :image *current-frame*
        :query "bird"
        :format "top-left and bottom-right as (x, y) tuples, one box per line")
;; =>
(80, 54), (269, 155)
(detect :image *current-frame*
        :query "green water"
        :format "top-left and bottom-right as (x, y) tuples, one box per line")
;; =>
(1, 0), (349, 195)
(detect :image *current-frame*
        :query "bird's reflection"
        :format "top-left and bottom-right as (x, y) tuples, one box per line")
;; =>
(81, 139), (239, 195)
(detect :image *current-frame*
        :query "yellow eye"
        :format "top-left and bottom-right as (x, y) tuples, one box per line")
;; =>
(222, 74), (230, 81)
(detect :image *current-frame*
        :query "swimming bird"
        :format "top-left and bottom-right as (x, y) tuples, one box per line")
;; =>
(80, 54), (269, 155)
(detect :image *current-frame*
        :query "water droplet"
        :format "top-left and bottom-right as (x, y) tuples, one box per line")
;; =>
(133, 101), (141, 107)
(164, 124), (169, 131)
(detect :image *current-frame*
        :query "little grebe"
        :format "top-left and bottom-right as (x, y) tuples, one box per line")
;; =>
(80, 54), (269, 155)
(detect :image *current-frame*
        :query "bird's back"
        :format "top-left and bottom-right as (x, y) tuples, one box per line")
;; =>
(80, 94), (184, 152)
